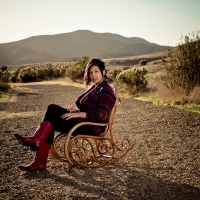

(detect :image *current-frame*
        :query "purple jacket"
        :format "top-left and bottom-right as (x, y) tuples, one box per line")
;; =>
(75, 80), (116, 136)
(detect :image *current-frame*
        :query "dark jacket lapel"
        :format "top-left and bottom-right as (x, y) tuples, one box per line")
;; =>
(79, 85), (97, 104)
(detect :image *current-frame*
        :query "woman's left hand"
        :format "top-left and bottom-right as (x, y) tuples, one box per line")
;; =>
(61, 112), (86, 120)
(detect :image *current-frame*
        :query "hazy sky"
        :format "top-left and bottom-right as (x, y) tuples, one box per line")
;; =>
(0, 0), (200, 46)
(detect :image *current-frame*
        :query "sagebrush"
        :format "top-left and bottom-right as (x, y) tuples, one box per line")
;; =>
(116, 68), (148, 94)
(163, 31), (200, 95)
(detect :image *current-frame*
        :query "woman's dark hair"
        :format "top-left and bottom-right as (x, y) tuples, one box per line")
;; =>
(84, 58), (107, 86)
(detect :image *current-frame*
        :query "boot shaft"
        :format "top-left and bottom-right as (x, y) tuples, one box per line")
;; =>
(18, 142), (51, 172)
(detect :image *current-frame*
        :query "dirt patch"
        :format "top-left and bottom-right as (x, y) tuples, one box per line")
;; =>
(0, 82), (200, 200)
(0, 111), (43, 119)
(8, 85), (39, 102)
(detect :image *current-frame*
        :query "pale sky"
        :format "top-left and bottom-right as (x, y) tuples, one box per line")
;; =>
(0, 0), (200, 46)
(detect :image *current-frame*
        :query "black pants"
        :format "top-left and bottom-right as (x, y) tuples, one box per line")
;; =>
(44, 104), (92, 145)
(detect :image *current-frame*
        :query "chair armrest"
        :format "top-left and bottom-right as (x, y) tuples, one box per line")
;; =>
(66, 121), (108, 138)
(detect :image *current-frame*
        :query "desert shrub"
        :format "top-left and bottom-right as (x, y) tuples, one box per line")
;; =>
(10, 64), (66, 82)
(0, 68), (11, 97)
(9, 73), (17, 83)
(163, 31), (200, 95)
(0, 81), (11, 92)
(107, 69), (121, 81)
(0, 66), (7, 74)
(122, 66), (131, 70)
(139, 60), (148, 66)
(35, 64), (67, 80)
(116, 67), (148, 94)
(0, 66), (11, 82)
(78, 56), (90, 67)
(0, 66), (11, 93)
(9, 69), (20, 83)
(9, 66), (25, 82)
(52, 67), (60, 78)
(112, 69), (121, 79)
(8, 56), (89, 83)
(66, 56), (89, 81)
(0, 71), (11, 82)
(45, 64), (54, 79)
(58, 65), (68, 77)
(17, 67), (37, 82)
(35, 67), (48, 80)
(66, 64), (85, 81)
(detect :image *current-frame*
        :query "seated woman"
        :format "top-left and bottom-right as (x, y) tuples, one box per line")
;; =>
(14, 58), (116, 172)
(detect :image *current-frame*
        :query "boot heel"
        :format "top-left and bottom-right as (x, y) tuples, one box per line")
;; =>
(14, 121), (52, 151)
(14, 134), (24, 145)
(14, 134), (39, 151)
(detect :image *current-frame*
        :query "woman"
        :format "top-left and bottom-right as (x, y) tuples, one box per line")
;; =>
(14, 58), (116, 172)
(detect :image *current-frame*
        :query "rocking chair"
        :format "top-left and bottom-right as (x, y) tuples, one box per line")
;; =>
(49, 97), (135, 168)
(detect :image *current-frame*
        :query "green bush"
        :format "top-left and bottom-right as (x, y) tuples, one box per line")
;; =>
(45, 64), (54, 79)
(65, 56), (89, 81)
(17, 67), (37, 82)
(0, 72), (11, 82)
(0, 66), (11, 83)
(0, 66), (7, 74)
(34, 64), (68, 81)
(8, 56), (89, 83)
(35, 67), (48, 80)
(107, 69), (121, 81)
(0, 81), (11, 92)
(8, 66), (25, 82)
(122, 66), (131, 70)
(66, 64), (85, 81)
(139, 60), (148, 66)
(117, 67), (148, 94)
(58, 65), (68, 77)
(9, 64), (68, 82)
(163, 31), (200, 95)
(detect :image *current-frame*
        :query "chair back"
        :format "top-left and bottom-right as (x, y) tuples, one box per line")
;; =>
(101, 85), (120, 137)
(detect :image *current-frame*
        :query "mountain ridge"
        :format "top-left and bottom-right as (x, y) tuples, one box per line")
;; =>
(0, 30), (171, 65)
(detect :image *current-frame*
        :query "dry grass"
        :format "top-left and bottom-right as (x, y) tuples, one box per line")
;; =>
(136, 61), (200, 113)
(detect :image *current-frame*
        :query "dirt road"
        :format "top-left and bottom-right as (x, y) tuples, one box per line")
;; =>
(0, 83), (199, 200)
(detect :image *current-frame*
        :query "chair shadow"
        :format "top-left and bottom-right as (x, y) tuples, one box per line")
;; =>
(23, 163), (200, 200)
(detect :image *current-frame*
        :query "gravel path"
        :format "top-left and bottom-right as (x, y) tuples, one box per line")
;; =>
(0, 83), (200, 200)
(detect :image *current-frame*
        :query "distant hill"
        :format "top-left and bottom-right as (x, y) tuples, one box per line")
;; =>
(104, 46), (179, 66)
(0, 30), (171, 65)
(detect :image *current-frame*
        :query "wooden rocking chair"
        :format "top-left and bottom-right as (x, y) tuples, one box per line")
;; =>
(49, 97), (135, 168)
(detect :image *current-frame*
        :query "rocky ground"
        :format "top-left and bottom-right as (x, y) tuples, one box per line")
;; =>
(0, 82), (200, 200)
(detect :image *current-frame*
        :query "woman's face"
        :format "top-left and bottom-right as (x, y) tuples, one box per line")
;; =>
(89, 65), (105, 85)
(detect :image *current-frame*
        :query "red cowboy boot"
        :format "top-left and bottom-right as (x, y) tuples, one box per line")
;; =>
(18, 142), (50, 172)
(14, 121), (52, 151)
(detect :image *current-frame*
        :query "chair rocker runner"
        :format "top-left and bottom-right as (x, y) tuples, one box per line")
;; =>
(49, 98), (136, 168)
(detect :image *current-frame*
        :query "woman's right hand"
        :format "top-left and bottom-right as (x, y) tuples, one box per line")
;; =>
(61, 112), (86, 120)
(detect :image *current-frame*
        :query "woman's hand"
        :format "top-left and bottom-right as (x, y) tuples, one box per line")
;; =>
(61, 112), (86, 120)
(66, 106), (78, 113)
